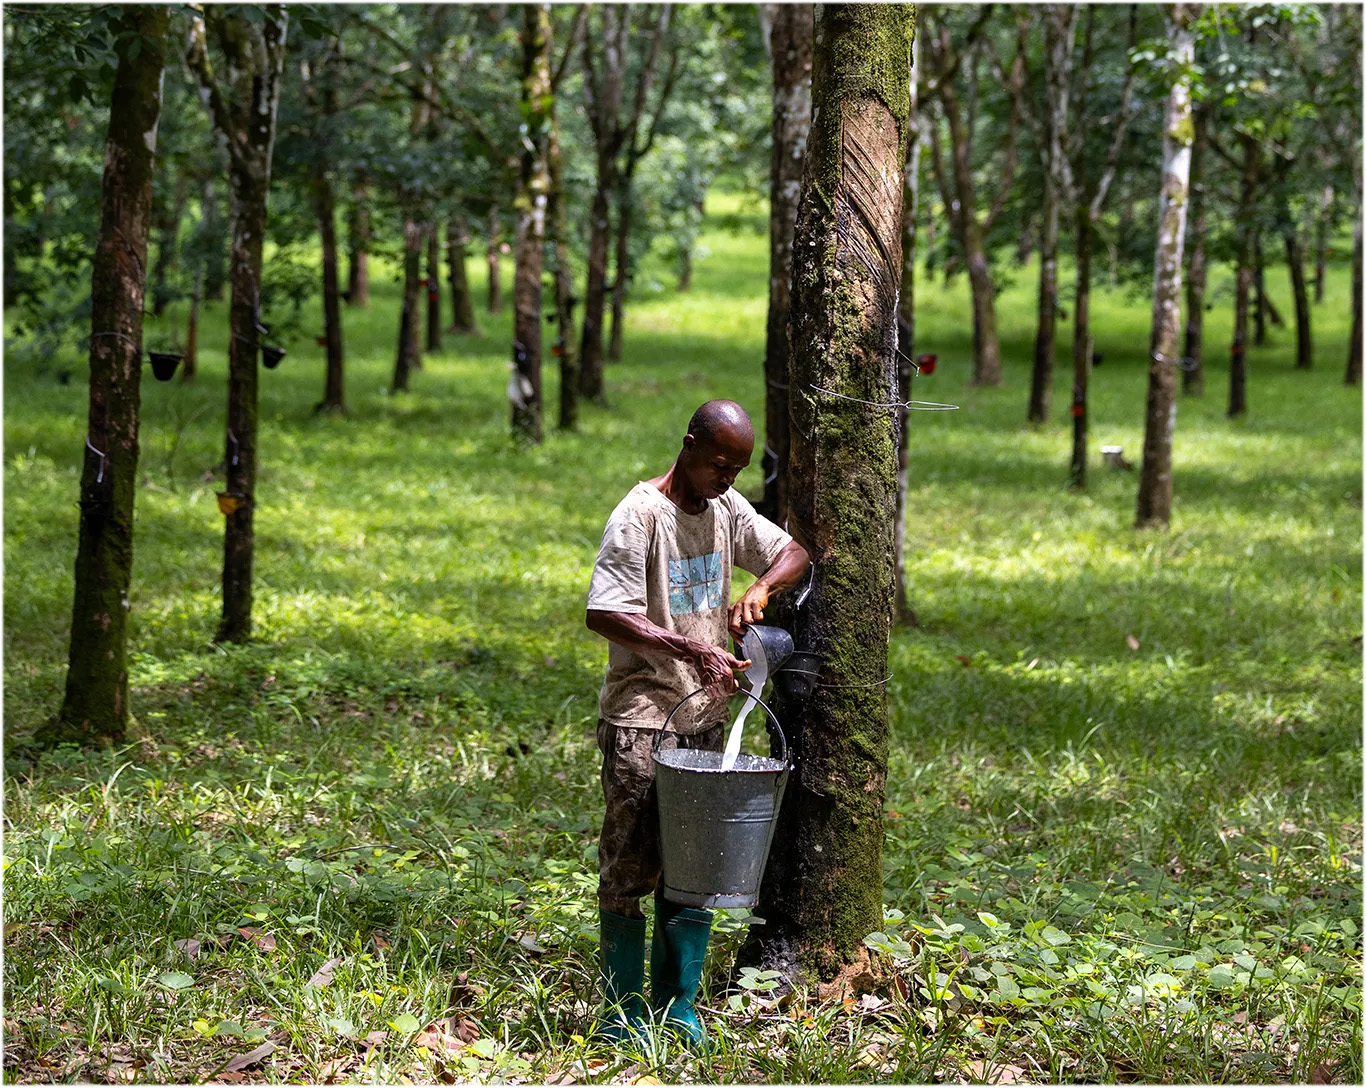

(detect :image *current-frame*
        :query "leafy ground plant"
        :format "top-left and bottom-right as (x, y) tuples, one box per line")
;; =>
(4, 191), (1361, 1083)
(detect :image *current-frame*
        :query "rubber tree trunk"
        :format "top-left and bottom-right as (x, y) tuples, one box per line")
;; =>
(1135, 5), (1194, 531)
(486, 204), (503, 314)
(1348, 210), (1362, 386)
(184, 264), (201, 381)
(1284, 221), (1312, 370)
(1314, 184), (1332, 304)
(894, 32), (920, 626)
(347, 179), (370, 307)
(1228, 135), (1259, 419)
(1182, 103), (1209, 397)
(49, 4), (170, 748)
(548, 116), (580, 430)
(760, 3), (813, 525)
(579, 166), (613, 403)
(750, 3), (913, 987)
(1027, 5), (1074, 425)
(606, 181), (632, 363)
(1069, 196), (1093, 488)
(511, 3), (551, 443)
(311, 164), (345, 414)
(940, 74), (1001, 386)
(187, 5), (289, 645)
(426, 223), (442, 352)
(1252, 233), (1268, 347)
(447, 216), (477, 333)
(578, 7), (624, 405)
(392, 217), (422, 392)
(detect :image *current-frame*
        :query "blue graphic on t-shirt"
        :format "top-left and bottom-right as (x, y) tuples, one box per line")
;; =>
(669, 552), (723, 615)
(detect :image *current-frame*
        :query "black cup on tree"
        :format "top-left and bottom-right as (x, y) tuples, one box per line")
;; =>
(262, 345), (286, 370)
(148, 352), (182, 382)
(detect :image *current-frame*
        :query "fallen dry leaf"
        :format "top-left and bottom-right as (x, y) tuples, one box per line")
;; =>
(172, 938), (201, 960)
(238, 928), (277, 952)
(962, 1060), (1029, 1084)
(317, 1055), (357, 1083)
(517, 933), (547, 955)
(307, 956), (344, 988)
(223, 1040), (277, 1074)
(414, 1028), (463, 1056)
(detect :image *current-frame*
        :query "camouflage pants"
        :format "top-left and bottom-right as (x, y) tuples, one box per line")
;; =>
(597, 720), (723, 917)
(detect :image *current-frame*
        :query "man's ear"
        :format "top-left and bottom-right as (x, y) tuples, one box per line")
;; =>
(682, 434), (696, 453)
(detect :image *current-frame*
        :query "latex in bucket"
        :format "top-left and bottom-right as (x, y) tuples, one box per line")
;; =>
(653, 687), (789, 909)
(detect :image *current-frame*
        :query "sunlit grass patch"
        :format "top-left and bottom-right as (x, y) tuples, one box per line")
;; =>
(4, 189), (1361, 1083)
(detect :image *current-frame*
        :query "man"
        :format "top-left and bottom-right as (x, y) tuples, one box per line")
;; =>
(585, 399), (810, 1044)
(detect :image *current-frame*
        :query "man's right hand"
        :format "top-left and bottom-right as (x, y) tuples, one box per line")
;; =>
(693, 642), (750, 696)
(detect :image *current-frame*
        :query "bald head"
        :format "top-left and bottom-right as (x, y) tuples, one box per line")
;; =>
(686, 400), (754, 450)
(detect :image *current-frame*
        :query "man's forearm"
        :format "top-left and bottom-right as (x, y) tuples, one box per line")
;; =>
(755, 540), (811, 598)
(586, 609), (702, 662)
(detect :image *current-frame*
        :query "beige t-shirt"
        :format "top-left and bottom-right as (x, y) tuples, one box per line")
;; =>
(587, 482), (793, 733)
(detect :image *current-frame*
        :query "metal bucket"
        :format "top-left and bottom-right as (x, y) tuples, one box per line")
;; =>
(653, 688), (789, 909)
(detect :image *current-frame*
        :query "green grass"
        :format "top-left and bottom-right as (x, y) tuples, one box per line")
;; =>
(4, 189), (1361, 1083)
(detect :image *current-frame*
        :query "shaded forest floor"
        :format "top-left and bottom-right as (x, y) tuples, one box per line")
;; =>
(4, 192), (1362, 1083)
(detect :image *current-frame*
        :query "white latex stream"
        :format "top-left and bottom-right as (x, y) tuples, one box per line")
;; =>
(719, 653), (768, 772)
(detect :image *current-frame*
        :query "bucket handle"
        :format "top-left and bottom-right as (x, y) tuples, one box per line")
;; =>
(654, 687), (788, 765)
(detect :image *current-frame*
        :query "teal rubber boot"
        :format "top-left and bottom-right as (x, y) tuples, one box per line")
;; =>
(598, 909), (647, 1041)
(650, 894), (714, 1047)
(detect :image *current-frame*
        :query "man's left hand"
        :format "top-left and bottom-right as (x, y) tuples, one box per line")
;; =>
(729, 582), (770, 638)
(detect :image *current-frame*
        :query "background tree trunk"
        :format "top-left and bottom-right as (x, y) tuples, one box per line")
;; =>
(486, 203), (503, 314)
(426, 223), (442, 353)
(760, 3), (813, 525)
(446, 216), (476, 334)
(1228, 135), (1259, 419)
(393, 218), (422, 392)
(49, 4), (170, 748)
(750, 3), (912, 987)
(510, 3), (551, 443)
(578, 6), (626, 405)
(1314, 184), (1332, 304)
(1253, 233), (1268, 346)
(1069, 199), (1092, 488)
(937, 70), (1001, 386)
(1182, 104), (1209, 397)
(187, 5), (289, 645)
(1283, 220), (1311, 370)
(1348, 209), (1362, 386)
(347, 179), (370, 307)
(548, 116), (579, 430)
(1027, 5), (1074, 425)
(184, 265), (201, 381)
(606, 182), (632, 363)
(1136, 5), (1194, 531)
(311, 165), (345, 414)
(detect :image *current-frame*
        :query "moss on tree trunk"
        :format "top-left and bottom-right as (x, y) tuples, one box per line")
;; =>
(749, 2), (914, 985)
(49, 4), (171, 747)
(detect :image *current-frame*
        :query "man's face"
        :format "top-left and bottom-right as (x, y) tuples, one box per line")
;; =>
(682, 425), (753, 501)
